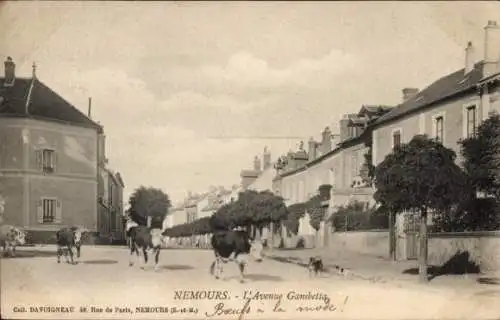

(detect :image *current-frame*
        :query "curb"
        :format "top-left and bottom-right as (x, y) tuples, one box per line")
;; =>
(263, 253), (385, 283)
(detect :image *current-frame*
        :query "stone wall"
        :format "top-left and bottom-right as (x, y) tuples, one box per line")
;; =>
(328, 230), (389, 257)
(327, 230), (500, 273)
(428, 231), (500, 273)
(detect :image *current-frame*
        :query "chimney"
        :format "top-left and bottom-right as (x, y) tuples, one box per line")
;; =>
(483, 20), (500, 78)
(88, 97), (92, 118)
(464, 41), (475, 74)
(263, 147), (271, 170)
(308, 137), (317, 161)
(321, 127), (332, 153)
(3, 56), (15, 87)
(339, 115), (350, 142)
(253, 155), (261, 171)
(402, 88), (419, 102)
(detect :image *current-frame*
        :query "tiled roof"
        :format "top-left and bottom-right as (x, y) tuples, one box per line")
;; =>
(373, 61), (484, 127)
(0, 77), (103, 133)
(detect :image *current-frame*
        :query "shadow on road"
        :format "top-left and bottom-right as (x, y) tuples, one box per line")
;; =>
(402, 251), (480, 281)
(82, 260), (118, 265)
(226, 274), (283, 282)
(158, 264), (193, 271)
(477, 277), (500, 285)
(2, 250), (58, 259)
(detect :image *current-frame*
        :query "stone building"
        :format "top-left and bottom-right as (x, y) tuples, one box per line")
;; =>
(0, 57), (120, 243)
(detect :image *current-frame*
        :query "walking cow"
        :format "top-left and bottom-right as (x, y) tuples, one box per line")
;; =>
(125, 215), (164, 270)
(56, 226), (87, 264)
(0, 225), (26, 257)
(209, 229), (263, 283)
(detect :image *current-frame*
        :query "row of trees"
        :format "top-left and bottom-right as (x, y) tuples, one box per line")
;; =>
(373, 113), (500, 282)
(125, 184), (331, 241)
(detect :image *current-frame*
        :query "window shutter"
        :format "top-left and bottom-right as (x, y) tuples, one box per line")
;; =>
(55, 199), (62, 223)
(53, 151), (57, 172)
(36, 200), (43, 223)
(36, 149), (43, 171)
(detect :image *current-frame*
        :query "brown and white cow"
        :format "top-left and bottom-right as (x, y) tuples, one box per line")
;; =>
(0, 225), (26, 257)
(209, 229), (263, 283)
(56, 226), (87, 264)
(125, 216), (165, 270)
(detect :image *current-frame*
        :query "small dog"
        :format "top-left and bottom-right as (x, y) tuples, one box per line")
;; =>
(308, 257), (324, 277)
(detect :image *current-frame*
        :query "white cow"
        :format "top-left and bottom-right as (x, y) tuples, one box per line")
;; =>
(0, 225), (27, 257)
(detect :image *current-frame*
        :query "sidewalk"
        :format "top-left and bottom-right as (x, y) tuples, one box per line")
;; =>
(263, 247), (488, 289)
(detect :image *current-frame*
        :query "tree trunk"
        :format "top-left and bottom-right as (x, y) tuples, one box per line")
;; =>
(254, 225), (261, 240)
(147, 216), (152, 228)
(269, 222), (274, 249)
(389, 210), (396, 261)
(418, 208), (429, 283)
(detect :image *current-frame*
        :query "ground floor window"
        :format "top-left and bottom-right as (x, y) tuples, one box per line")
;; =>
(42, 198), (56, 223)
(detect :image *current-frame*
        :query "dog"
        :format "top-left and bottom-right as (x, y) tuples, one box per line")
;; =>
(308, 256), (324, 277)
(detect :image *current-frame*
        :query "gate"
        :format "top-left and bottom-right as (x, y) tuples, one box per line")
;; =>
(403, 212), (419, 260)
(405, 232), (418, 260)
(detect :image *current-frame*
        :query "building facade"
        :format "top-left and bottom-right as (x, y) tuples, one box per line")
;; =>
(0, 57), (120, 243)
(97, 167), (125, 243)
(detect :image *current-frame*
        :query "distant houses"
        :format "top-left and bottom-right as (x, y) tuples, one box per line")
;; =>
(0, 57), (124, 243)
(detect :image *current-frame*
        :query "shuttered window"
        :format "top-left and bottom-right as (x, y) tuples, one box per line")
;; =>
(36, 148), (57, 173)
(392, 130), (401, 149)
(37, 198), (62, 224)
(435, 116), (444, 143)
(466, 106), (477, 138)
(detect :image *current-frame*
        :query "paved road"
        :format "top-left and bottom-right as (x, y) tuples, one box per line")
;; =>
(1, 246), (499, 319)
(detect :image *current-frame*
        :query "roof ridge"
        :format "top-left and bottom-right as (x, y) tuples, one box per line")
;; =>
(35, 79), (103, 130)
(373, 60), (485, 127)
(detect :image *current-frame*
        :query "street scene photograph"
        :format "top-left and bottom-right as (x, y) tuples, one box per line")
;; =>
(1, 1), (500, 319)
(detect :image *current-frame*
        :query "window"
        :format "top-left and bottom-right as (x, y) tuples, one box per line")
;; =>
(42, 198), (56, 223)
(42, 149), (55, 173)
(392, 130), (401, 149)
(435, 116), (444, 143)
(466, 106), (476, 138)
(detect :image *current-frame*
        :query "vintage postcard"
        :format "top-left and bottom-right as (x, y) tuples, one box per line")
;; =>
(1, 1), (500, 319)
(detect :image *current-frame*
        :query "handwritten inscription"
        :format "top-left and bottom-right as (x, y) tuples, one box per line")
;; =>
(204, 290), (349, 317)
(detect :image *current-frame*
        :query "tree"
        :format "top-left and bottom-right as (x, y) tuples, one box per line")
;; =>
(374, 135), (470, 283)
(459, 113), (500, 199)
(283, 202), (306, 235)
(128, 186), (171, 227)
(306, 194), (327, 231)
(209, 189), (288, 238)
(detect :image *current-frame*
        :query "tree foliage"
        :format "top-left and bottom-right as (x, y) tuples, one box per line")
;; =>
(283, 202), (306, 235)
(432, 198), (500, 232)
(208, 189), (288, 232)
(306, 194), (327, 231)
(374, 135), (471, 214)
(459, 113), (500, 199)
(128, 186), (171, 226)
(163, 216), (212, 237)
(330, 201), (388, 231)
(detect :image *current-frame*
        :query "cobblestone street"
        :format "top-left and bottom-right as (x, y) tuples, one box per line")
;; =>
(1, 246), (498, 319)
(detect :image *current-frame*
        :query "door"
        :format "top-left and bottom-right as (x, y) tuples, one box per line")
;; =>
(405, 232), (418, 260)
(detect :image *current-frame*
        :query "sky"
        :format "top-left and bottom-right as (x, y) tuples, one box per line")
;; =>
(1, 1), (499, 204)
